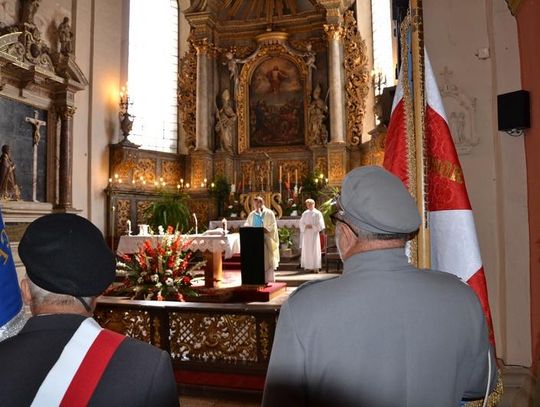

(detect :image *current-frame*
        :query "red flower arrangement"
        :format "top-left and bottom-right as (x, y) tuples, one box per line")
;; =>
(114, 227), (204, 301)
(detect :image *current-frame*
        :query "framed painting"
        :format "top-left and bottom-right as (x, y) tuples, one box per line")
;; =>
(248, 56), (305, 148)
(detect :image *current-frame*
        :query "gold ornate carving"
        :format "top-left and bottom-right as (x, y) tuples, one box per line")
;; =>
(278, 160), (309, 183)
(162, 160), (181, 186)
(136, 200), (152, 224)
(259, 320), (270, 361)
(191, 158), (206, 187)
(237, 42), (310, 154)
(329, 151), (345, 180)
(214, 159), (225, 177)
(116, 199), (130, 237)
(240, 192), (283, 219)
(505, 0), (524, 15)
(168, 312), (258, 362)
(94, 308), (152, 344)
(178, 40), (197, 151)
(134, 158), (157, 185)
(188, 200), (210, 230)
(343, 11), (369, 146)
(56, 105), (77, 120)
(323, 24), (344, 41)
(315, 157), (328, 175)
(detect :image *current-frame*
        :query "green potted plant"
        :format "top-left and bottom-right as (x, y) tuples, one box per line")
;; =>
(319, 186), (340, 235)
(278, 227), (294, 251)
(143, 191), (191, 233)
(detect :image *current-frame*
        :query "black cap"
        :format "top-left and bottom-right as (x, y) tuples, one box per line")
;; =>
(19, 213), (116, 297)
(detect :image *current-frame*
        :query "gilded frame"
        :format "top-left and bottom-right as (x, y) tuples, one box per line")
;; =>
(237, 44), (310, 154)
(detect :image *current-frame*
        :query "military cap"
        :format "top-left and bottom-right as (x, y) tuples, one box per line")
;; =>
(19, 213), (116, 297)
(339, 166), (421, 234)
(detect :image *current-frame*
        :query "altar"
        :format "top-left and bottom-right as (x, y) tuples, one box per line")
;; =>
(209, 217), (301, 230)
(117, 233), (240, 288)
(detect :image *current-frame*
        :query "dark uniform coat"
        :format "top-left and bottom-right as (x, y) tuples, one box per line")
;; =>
(263, 248), (496, 407)
(0, 314), (179, 406)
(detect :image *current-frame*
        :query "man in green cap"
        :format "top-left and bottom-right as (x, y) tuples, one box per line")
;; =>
(263, 166), (495, 407)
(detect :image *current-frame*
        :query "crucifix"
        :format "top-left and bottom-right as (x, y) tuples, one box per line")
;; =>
(25, 110), (46, 202)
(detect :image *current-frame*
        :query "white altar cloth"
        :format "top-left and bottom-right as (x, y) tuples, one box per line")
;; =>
(209, 218), (301, 230)
(117, 233), (241, 259)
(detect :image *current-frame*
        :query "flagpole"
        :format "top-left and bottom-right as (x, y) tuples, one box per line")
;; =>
(409, 0), (430, 269)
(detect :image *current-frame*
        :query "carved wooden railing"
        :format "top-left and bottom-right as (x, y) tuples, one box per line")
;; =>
(95, 297), (280, 388)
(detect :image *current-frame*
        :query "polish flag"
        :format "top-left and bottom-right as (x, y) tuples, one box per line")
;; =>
(383, 53), (495, 345)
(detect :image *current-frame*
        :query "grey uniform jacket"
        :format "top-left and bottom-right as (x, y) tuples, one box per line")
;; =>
(262, 248), (496, 407)
(0, 314), (179, 407)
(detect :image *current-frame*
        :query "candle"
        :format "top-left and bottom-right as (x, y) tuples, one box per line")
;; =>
(126, 219), (131, 235)
(234, 171), (237, 186)
(287, 172), (290, 186)
(279, 165), (282, 182)
(242, 173), (245, 193)
(295, 169), (298, 186)
(193, 213), (198, 234)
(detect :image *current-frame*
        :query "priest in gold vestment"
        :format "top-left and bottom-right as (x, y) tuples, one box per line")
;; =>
(245, 196), (280, 282)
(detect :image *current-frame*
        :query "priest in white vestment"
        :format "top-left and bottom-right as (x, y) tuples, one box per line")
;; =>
(245, 196), (280, 282)
(299, 199), (325, 272)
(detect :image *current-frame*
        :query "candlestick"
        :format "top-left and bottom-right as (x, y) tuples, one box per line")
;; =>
(222, 218), (227, 234)
(126, 219), (132, 236)
(193, 213), (198, 235)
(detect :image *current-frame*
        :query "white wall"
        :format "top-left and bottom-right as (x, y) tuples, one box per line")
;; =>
(424, 0), (530, 366)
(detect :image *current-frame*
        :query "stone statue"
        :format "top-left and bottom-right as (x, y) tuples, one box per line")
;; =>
(20, 0), (40, 26)
(224, 51), (239, 93)
(215, 89), (237, 154)
(304, 42), (317, 71)
(307, 84), (328, 145)
(58, 17), (73, 55)
(0, 145), (21, 201)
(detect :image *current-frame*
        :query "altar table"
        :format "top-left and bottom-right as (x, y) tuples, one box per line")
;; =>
(117, 233), (241, 288)
(209, 217), (301, 230)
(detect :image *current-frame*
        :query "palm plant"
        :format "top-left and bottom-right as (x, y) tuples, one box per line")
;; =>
(143, 191), (191, 233)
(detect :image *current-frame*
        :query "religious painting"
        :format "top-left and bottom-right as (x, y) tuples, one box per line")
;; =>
(0, 97), (47, 202)
(249, 57), (304, 147)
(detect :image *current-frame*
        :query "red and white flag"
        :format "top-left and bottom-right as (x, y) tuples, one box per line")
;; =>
(383, 53), (495, 345)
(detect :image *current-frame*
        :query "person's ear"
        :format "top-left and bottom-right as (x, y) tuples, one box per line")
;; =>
(20, 278), (32, 306)
(339, 223), (357, 256)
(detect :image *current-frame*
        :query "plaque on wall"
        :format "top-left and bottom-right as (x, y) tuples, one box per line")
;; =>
(0, 97), (47, 202)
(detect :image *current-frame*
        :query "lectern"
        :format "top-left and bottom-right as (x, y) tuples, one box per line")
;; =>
(239, 227), (265, 285)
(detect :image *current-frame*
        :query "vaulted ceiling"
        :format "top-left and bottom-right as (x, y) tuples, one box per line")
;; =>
(220, 0), (321, 21)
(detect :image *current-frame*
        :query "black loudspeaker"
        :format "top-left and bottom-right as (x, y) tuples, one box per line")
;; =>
(497, 90), (530, 131)
(380, 86), (396, 126)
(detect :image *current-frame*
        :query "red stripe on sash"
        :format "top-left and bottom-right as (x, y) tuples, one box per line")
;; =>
(60, 330), (126, 407)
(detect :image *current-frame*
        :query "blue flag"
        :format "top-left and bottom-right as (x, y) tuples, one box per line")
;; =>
(0, 210), (22, 326)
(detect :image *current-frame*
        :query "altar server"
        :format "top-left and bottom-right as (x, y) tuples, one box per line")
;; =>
(299, 199), (325, 273)
(245, 196), (279, 282)
(0, 213), (179, 407)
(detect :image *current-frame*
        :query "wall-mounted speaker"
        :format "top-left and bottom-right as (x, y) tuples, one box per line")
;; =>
(497, 90), (530, 132)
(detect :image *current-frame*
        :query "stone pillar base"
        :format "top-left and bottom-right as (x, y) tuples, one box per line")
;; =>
(327, 143), (349, 187)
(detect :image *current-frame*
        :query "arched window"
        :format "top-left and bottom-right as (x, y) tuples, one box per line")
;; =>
(128, 0), (178, 153)
(371, 0), (394, 91)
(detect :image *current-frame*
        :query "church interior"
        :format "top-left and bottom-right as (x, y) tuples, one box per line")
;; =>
(1, 0), (540, 405)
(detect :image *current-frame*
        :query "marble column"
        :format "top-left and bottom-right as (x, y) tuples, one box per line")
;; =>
(195, 39), (210, 151)
(324, 24), (346, 144)
(56, 105), (76, 210)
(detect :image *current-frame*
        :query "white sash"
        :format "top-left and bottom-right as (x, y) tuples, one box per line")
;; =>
(31, 318), (102, 406)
